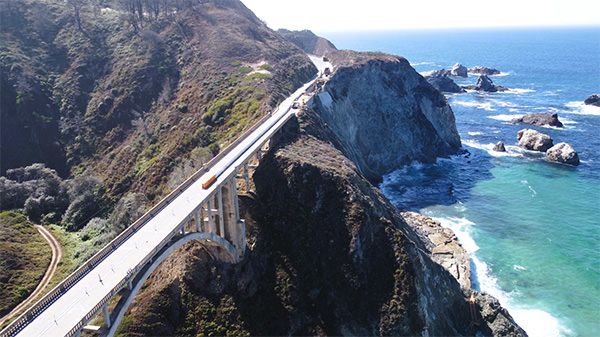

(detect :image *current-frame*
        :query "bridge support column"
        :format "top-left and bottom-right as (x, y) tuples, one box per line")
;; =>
(218, 187), (225, 237)
(221, 177), (246, 260)
(244, 163), (250, 191)
(195, 210), (200, 232)
(103, 303), (111, 328)
(207, 200), (215, 234)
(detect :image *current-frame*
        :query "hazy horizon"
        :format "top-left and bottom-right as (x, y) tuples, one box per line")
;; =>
(241, 0), (600, 33)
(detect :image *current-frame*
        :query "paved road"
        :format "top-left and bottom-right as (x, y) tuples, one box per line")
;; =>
(0, 226), (62, 327)
(11, 56), (329, 337)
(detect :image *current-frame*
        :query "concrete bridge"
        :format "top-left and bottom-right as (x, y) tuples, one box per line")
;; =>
(1, 56), (331, 337)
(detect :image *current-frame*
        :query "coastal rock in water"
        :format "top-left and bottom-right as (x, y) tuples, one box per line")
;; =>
(511, 113), (563, 127)
(584, 94), (600, 107)
(425, 69), (451, 77)
(517, 129), (553, 152)
(546, 142), (580, 166)
(400, 212), (471, 289)
(493, 141), (506, 152)
(312, 51), (462, 182)
(463, 75), (508, 92)
(424, 72), (465, 93)
(468, 66), (501, 76)
(451, 63), (468, 77)
(464, 289), (528, 337)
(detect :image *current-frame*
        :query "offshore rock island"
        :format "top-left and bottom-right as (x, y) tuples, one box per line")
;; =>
(1, 0), (525, 336)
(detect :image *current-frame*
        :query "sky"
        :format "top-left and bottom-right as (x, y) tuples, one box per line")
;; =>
(240, 0), (600, 33)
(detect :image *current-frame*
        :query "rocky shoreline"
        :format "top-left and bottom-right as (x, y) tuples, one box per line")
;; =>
(400, 212), (527, 336)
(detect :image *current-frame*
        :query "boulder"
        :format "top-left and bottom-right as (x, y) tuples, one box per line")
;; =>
(463, 75), (508, 92)
(546, 142), (580, 166)
(584, 94), (600, 107)
(450, 63), (468, 77)
(423, 69), (451, 77)
(424, 73), (465, 93)
(517, 129), (553, 152)
(511, 113), (563, 127)
(493, 141), (506, 152)
(468, 66), (501, 76)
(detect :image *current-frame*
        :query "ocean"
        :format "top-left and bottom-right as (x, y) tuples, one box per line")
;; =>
(323, 27), (600, 336)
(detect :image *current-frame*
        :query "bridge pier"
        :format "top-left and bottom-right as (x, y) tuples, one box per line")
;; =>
(102, 303), (111, 328)
(207, 200), (215, 233)
(218, 187), (225, 236)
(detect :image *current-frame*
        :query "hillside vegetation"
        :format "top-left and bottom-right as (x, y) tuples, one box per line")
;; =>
(0, 211), (51, 317)
(0, 0), (315, 317)
(1, 0), (315, 201)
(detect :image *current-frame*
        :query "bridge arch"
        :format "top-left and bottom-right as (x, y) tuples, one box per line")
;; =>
(106, 232), (237, 336)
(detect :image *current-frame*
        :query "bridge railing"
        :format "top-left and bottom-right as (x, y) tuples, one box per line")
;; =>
(0, 98), (294, 337)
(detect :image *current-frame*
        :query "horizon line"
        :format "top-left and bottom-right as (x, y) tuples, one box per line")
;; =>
(305, 24), (600, 35)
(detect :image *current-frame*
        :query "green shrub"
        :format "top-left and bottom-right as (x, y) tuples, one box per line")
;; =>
(247, 73), (271, 80)
(238, 66), (252, 74)
(259, 63), (274, 72)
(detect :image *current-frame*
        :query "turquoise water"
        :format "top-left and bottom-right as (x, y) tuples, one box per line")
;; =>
(325, 28), (600, 336)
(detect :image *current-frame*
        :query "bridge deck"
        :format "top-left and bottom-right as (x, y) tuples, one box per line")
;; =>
(10, 57), (327, 337)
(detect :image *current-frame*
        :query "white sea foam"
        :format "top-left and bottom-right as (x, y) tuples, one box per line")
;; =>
(462, 139), (522, 157)
(411, 61), (438, 67)
(430, 216), (479, 252)
(427, 214), (573, 337)
(453, 101), (495, 111)
(489, 99), (518, 108)
(506, 88), (536, 94)
(467, 71), (511, 77)
(487, 114), (524, 122)
(468, 131), (484, 136)
(564, 101), (600, 116)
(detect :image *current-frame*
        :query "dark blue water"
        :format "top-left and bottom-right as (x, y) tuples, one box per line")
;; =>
(324, 28), (600, 336)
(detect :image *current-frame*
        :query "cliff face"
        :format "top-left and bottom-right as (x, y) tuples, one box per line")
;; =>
(119, 108), (525, 336)
(311, 51), (461, 182)
(278, 29), (338, 56)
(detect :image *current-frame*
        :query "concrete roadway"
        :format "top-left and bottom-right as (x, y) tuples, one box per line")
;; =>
(13, 56), (328, 337)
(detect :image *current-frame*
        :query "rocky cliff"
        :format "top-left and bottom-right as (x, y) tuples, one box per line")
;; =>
(278, 29), (338, 56)
(310, 50), (462, 182)
(119, 105), (525, 336)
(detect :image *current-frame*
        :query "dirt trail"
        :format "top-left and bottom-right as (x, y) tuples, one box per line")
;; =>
(0, 225), (62, 326)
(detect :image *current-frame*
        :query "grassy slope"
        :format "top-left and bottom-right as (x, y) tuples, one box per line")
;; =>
(0, 211), (51, 317)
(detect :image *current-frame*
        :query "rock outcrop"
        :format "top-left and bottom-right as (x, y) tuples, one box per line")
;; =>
(469, 66), (501, 76)
(424, 72), (465, 93)
(278, 29), (337, 56)
(584, 94), (600, 107)
(310, 51), (462, 182)
(493, 141), (506, 152)
(120, 119), (526, 336)
(451, 63), (468, 77)
(464, 75), (508, 92)
(517, 129), (553, 152)
(400, 212), (471, 289)
(511, 113), (563, 127)
(546, 142), (580, 166)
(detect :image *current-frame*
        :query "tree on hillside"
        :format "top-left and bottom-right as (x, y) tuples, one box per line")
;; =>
(67, 0), (90, 37)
